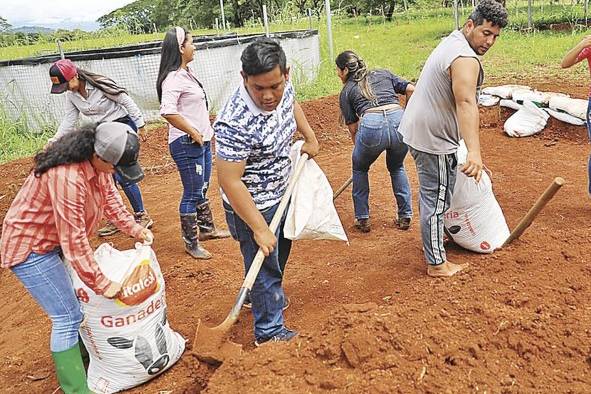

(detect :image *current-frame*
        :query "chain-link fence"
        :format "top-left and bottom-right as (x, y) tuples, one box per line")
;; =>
(0, 30), (320, 133)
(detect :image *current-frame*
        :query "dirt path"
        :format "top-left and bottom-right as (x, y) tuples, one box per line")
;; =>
(0, 89), (590, 393)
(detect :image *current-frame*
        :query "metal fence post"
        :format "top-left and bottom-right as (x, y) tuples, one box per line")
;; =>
(325, 0), (334, 62)
(220, 0), (226, 30)
(263, 5), (270, 37)
(56, 40), (65, 59)
(527, 0), (532, 30)
(453, 0), (459, 30)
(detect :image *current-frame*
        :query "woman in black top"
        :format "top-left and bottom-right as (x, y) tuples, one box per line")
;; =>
(336, 50), (414, 233)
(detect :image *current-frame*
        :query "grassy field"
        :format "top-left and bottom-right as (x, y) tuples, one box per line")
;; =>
(1, 9), (591, 163)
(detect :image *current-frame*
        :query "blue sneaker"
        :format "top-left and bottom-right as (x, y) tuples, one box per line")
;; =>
(254, 327), (298, 347)
(243, 294), (290, 311)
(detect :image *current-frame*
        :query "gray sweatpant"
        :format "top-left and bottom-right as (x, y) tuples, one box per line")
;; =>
(410, 147), (457, 266)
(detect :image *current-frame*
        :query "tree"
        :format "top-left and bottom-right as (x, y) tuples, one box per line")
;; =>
(0, 16), (11, 32)
(97, 0), (157, 33)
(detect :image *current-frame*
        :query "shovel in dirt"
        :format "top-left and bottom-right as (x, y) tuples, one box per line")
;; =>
(193, 153), (309, 364)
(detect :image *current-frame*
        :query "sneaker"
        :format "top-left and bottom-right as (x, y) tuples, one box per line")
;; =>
(97, 221), (119, 237)
(354, 218), (371, 233)
(243, 294), (290, 311)
(254, 327), (298, 347)
(396, 217), (411, 230)
(134, 211), (154, 229)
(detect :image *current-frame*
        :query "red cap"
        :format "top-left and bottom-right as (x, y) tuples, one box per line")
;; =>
(49, 59), (77, 94)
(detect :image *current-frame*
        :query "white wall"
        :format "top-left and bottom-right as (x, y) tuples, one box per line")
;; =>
(0, 33), (320, 132)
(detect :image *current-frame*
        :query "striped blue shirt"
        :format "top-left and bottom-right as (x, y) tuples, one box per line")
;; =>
(214, 81), (296, 210)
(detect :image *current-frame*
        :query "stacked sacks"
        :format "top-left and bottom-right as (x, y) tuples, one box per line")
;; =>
(481, 84), (587, 131)
(67, 243), (185, 394)
(444, 141), (510, 253)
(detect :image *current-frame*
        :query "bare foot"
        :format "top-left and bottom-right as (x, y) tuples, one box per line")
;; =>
(427, 261), (468, 277)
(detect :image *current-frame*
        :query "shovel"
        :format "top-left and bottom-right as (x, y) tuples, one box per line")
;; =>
(193, 153), (309, 364)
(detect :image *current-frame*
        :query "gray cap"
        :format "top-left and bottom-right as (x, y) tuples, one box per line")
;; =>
(95, 122), (144, 184)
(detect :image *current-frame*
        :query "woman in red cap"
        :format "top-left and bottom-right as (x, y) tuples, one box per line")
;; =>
(1, 122), (153, 394)
(49, 58), (153, 236)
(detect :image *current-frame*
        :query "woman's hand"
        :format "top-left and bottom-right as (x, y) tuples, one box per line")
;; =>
(138, 127), (147, 142)
(138, 228), (154, 245)
(103, 280), (122, 298)
(189, 129), (204, 146)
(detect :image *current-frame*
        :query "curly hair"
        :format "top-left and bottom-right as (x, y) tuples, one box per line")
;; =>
(469, 0), (508, 28)
(34, 124), (96, 177)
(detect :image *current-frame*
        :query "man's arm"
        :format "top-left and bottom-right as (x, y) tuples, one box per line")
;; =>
(217, 159), (277, 256)
(561, 35), (591, 68)
(293, 100), (320, 158)
(450, 56), (482, 182)
(405, 83), (415, 102)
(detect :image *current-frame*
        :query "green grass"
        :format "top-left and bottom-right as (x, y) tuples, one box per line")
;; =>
(2, 13), (591, 163)
(0, 108), (53, 164)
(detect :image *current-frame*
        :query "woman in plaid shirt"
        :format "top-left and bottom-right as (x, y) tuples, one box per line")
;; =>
(0, 123), (153, 394)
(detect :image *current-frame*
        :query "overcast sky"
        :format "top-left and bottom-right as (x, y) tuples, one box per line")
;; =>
(0, 0), (135, 30)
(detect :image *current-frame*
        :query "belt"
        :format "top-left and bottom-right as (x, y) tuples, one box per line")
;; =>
(364, 103), (401, 114)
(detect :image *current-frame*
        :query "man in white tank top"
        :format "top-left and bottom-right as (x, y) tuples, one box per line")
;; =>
(398, 0), (508, 277)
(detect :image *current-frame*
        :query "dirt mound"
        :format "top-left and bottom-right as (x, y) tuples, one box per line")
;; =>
(206, 291), (591, 393)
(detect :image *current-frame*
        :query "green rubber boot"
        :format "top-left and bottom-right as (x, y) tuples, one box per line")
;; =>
(51, 343), (92, 394)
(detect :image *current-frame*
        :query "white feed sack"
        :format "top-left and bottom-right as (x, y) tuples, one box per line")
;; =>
(482, 84), (531, 99)
(549, 96), (588, 120)
(444, 141), (510, 253)
(478, 94), (500, 107)
(512, 89), (569, 107)
(544, 108), (586, 126)
(284, 141), (348, 242)
(504, 100), (549, 137)
(68, 243), (185, 394)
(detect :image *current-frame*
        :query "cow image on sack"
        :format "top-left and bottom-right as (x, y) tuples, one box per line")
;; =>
(67, 243), (185, 393)
(444, 141), (510, 253)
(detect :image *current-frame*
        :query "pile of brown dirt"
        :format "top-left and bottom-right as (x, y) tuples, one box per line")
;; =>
(1, 85), (591, 393)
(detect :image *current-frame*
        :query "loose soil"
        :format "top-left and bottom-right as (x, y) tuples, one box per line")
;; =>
(1, 83), (590, 393)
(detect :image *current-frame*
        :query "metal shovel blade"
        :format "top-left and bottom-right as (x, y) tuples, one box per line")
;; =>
(192, 319), (242, 364)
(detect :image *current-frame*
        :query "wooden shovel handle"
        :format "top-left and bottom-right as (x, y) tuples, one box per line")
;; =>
(333, 176), (353, 200)
(502, 177), (565, 247)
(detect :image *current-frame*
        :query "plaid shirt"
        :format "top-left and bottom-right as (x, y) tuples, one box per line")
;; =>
(0, 161), (143, 294)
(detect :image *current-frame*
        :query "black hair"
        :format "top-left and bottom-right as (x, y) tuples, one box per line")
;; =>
(34, 124), (96, 176)
(156, 27), (189, 102)
(335, 50), (376, 103)
(77, 69), (127, 96)
(469, 0), (508, 28)
(241, 38), (287, 76)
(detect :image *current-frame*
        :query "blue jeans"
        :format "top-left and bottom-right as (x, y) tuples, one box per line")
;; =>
(11, 249), (83, 352)
(169, 136), (212, 214)
(223, 201), (292, 341)
(112, 115), (145, 213)
(113, 173), (144, 213)
(586, 98), (591, 195)
(352, 109), (412, 220)
(410, 147), (457, 266)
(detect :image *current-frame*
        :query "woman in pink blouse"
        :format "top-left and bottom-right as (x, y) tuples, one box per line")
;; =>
(156, 26), (229, 260)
